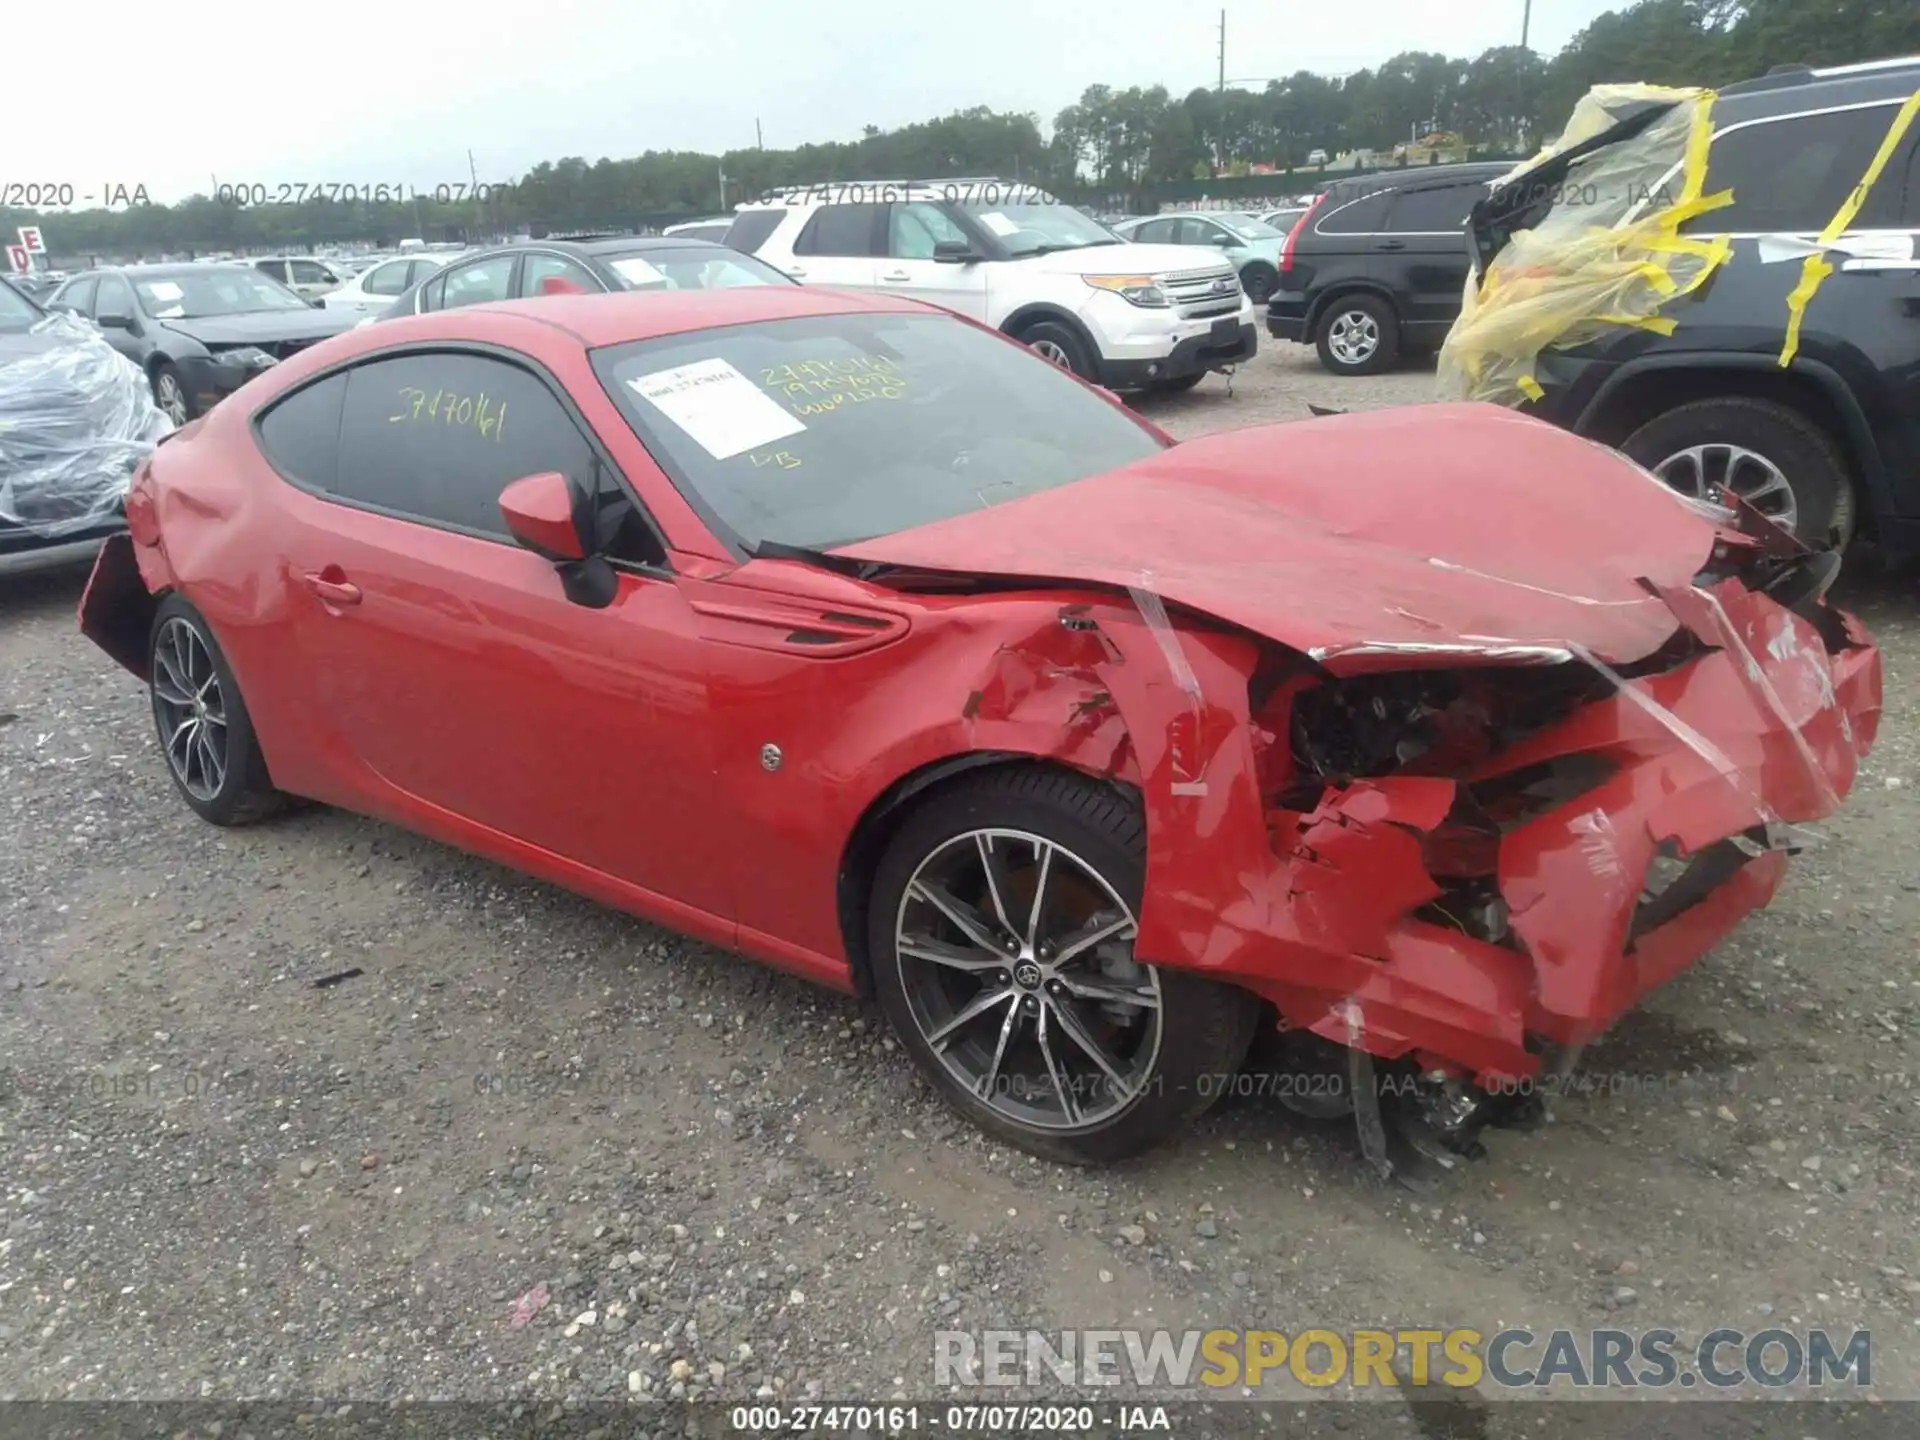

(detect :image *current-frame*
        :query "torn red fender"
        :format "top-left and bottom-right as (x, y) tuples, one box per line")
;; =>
(1285, 778), (1453, 957)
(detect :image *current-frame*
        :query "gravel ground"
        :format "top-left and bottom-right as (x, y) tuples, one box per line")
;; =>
(2, 338), (1916, 1431)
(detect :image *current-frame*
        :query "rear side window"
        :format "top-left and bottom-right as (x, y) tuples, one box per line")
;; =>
(256, 371), (348, 491)
(793, 204), (883, 257)
(362, 260), (413, 296)
(433, 255), (516, 311)
(408, 259), (446, 287)
(1384, 181), (1483, 234)
(1131, 218), (1176, 243)
(1315, 188), (1394, 235)
(49, 276), (96, 314)
(1690, 105), (1908, 233)
(50, 276), (97, 314)
(725, 209), (787, 254)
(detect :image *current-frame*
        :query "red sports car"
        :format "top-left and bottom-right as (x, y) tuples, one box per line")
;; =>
(78, 286), (1881, 1176)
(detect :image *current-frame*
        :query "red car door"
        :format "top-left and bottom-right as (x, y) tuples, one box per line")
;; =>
(257, 347), (731, 920)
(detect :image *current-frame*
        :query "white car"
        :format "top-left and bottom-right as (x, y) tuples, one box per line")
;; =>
(319, 252), (468, 316)
(728, 178), (1257, 393)
(249, 256), (353, 300)
(1307, 149), (1330, 166)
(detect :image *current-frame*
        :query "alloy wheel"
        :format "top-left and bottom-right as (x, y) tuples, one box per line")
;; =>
(1652, 442), (1798, 534)
(151, 617), (228, 802)
(1326, 310), (1379, 367)
(155, 372), (189, 426)
(1029, 339), (1073, 369)
(893, 828), (1163, 1132)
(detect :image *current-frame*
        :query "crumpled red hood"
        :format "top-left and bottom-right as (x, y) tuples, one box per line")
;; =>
(836, 403), (1721, 672)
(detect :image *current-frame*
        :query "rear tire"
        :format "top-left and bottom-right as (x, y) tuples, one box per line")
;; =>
(1239, 263), (1278, 305)
(1018, 321), (1097, 381)
(1314, 294), (1399, 376)
(1620, 397), (1853, 550)
(868, 767), (1261, 1165)
(148, 594), (287, 827)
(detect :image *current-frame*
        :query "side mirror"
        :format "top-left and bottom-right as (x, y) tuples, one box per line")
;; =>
(499, 470), (619, 609)
(310, 297), (326, 308)
(933, 240), (982, 264)
(499, 470), (586, 561)
(95, 310), (133, 329)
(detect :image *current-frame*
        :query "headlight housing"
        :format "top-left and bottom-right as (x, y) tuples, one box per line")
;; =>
(1084, 274), (1171, 308)
(214, 346), (278, 371)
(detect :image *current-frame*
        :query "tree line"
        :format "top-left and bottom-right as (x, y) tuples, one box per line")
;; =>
(7, 0), (1915, 259)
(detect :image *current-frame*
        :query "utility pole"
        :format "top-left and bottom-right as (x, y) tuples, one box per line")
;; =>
(1521, 0), (1532, 49)
(718, 161), (728, 212)
(756, 118), (764, 149)
(1216, 9), (1227, 174)
(468, 148), (480, 191)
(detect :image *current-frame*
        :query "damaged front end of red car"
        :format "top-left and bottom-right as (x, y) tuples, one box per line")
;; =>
(1050, 509), (1876, 1183)
(887, 489), (1882, 1183)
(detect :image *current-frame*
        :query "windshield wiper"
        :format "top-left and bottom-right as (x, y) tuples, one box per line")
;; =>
(1015, 239), (1124, 257)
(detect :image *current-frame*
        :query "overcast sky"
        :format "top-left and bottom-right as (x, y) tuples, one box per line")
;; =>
(17, 0), (1620, 207)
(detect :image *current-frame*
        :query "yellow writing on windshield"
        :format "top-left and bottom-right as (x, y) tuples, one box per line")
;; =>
(762, 355), (906, 416)
(389, 386), (507, 442)
(749, 450), (802, 469)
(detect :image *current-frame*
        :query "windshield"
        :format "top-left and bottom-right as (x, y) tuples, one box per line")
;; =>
(1218, 213), (1285, 240)
(606, 248), (793, 291)
(592, 311), (1164, 550)
(954, 202), (1121, 257)
(0, 279), (43, 332)
(132, 269), (311, 319)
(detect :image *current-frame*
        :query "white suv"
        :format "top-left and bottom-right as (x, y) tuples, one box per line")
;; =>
(726, 179), (1257, 392)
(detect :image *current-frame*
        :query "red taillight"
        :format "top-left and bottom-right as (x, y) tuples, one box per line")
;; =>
(1281, 196), (1323, 274)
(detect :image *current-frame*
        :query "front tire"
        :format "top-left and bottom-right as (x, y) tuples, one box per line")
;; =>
(148, 594), (286, 826)
(152, 362), (194, 427)
(1019, 321), (1097, 381)
(1620, 397), (1853, 550)
(1314, 294), (1399, 376)
(868, 768), (1260, 1164)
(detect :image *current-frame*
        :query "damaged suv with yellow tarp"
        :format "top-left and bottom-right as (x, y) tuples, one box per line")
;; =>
(1438, 59), (1920, 557)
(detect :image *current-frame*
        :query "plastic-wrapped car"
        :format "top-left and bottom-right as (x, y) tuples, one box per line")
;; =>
(0, 295), (173, 576)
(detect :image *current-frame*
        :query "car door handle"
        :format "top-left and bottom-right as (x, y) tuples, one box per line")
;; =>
(303, 570), (363, 606)
(1374, 239), (1406, 251)
(880, 270), (913, 282)
(783, 266), (807, 280)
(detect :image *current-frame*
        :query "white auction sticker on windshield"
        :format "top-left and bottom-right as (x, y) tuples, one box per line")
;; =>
(146, 282), (184, 301)
(611, 256), (667, 287)
(627, 357), (804, 460)
(977, 212), (1019, 236)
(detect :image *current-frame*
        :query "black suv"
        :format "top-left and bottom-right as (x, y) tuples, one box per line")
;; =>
(1265, 162), (1510, 375)
(1468, 58), (1920, 555)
